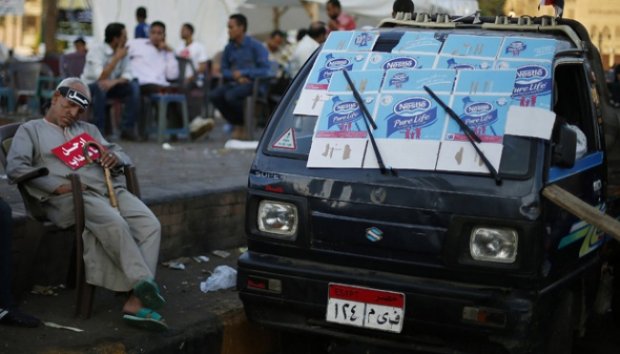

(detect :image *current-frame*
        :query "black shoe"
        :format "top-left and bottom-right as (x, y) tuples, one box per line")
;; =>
(120, 131), (140, 142)
(0, 308), (41, 328)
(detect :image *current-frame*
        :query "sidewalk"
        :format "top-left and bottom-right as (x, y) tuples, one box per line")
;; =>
(0, 248), (277, 354)
(0, 120), (278, 354)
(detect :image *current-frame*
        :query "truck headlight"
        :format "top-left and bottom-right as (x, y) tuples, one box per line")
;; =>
(257, 200), (298, 238)
(470, 227), (518, 263)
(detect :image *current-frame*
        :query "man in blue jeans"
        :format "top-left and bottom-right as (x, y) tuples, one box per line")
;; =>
(81, 22), (141, 141)
(0, 198), (41, 327)
(209, 13), (270, 140)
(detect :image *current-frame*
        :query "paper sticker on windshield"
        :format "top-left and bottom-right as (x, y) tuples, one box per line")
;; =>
(375, 93), (447, 140)
(382, 69), (456, 94)
(443, 95), (511, 144)
(328, 70), (384, 95)
(392, 31), (444, 54)
(322, 31), (379, 52)
(307, 138), (368, 168)
(440, 34), (503, 58)
(499, 37), (557, 60)
(365, 52), (435, 71)
(272, 128), (297, 150)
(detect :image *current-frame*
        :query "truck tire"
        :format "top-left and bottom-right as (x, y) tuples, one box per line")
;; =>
(546, 291), (576, 354)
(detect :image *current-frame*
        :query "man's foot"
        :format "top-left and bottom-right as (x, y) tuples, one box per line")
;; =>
(0, 308), (41, 328)
(133, 279), (165, 310)
(231, 125), (248, 140)
(189, 117), (215, 140)
(123, 308), (168, 332)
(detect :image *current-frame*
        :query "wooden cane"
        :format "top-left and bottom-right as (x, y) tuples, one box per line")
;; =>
(83, 141), (118, 209)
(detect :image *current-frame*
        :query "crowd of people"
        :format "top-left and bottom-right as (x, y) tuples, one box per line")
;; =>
(74, 0), (371, 142)
(0, 0), (415, 332)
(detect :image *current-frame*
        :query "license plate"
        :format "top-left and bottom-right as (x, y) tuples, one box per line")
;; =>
(325, 283), (405, 333)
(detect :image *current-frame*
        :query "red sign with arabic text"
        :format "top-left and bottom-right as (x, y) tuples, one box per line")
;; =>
(51, 133), (103, 170)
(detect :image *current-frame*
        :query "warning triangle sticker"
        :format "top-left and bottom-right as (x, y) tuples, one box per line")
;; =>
(272, 128), (297, 150)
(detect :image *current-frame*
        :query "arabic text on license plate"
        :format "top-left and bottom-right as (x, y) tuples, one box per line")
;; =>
(325, 283), (405, 333)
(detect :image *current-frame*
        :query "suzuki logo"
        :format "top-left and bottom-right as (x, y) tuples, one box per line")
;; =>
(366, 227), (383, 242)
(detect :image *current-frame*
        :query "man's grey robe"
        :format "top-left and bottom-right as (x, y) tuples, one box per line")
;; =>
(6, 119), (160, 292)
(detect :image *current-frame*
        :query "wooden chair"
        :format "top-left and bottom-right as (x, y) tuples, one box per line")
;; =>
(0, 122), (141, 318)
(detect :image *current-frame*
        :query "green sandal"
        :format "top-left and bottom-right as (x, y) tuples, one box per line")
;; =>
(123, 308), (168, 332)
(134, 278), (166, 310)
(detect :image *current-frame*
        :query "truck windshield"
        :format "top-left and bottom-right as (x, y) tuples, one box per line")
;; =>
(264, 28), (556, 179)
(265, 87), (534, 178)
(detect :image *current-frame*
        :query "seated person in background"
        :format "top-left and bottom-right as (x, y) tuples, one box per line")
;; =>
(209, 13), (270, 140)
(73, 37), (88, 55)
(175, 22), (215, 138)
(128, 21), (181, 139)
(263, 29), (291, 77)
(81, 22), (140, 141)
(326, 0), (357, 31)
(134, 7), (149, 39)
(0, 198), (41, 328)
(6, 78), (167, 332)
(289, 21), (327, 77)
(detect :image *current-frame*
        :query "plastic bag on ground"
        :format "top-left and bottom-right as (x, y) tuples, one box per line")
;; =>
(199, 265), (237, 293)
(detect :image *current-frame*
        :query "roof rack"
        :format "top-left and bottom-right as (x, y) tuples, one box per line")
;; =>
(378, 14), (584, 51)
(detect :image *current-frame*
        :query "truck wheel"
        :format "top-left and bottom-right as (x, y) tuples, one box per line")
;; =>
(545, 291), (576, 354)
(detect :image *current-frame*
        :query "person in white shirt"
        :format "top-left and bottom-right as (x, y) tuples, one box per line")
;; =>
(128, 21), (179, 89)
(289, 21), (327, 77)
(175, 23), (208, 86)
(128, 21), (180, 139)
(175, 23), (215, 138)
(81, 22), (141, 141)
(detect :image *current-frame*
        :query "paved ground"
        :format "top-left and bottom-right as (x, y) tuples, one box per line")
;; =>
(0, 247), (277, 354)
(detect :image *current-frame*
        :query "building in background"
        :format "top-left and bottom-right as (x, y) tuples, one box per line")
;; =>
(505, 0), (620, 68)
(0, 0), (91, 57)
(0, 0), (41, 56)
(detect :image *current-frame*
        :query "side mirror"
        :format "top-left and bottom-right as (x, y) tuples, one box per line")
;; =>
(552, 124), (577, 168)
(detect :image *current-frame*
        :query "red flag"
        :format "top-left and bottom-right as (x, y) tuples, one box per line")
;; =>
(51, 133), (103, 170)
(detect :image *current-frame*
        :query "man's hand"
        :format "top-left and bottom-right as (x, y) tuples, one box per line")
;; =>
(158, 41), (172, 52)
(53, 183), (86, 195)
(232, 70), (243, 80)
(114, 46), (128, 60)
(98, 79), (116, 91)
(99, 151), (119, 170)
(328, 19), (339, 31)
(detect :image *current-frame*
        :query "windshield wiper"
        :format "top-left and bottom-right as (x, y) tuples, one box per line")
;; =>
(423, 85), (502, 185)
(342, 70), (396, 176)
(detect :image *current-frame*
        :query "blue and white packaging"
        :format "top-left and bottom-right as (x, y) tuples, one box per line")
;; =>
(328, 70), (384, 95)
(391, 31), (444, 54)
(499, 61), (553, 109)
(314, 95), (377, 137)
(382, 69), (456, 94)
(443, 95), (511, 144)
(435, 56), (494, 70)
(295, 52), (369, 116)
(440, 35), (503, 58)
(365, 52), (436, 71)
(322, 31), (356, 51)
(375, 93), (447, 140)
(454, 70), (517, 95)
(499, 37), (557, 60)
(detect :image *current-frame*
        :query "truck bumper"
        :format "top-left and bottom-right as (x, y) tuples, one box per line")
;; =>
(238, 251), (544, 354)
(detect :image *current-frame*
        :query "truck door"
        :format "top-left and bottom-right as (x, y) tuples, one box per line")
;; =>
(545, 60), (606, 274)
